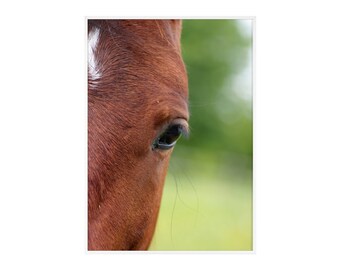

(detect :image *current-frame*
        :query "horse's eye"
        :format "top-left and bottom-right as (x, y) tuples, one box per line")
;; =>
(152, 124), (183, 150)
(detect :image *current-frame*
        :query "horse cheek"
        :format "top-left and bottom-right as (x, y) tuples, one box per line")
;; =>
(135, 154), (172, 249)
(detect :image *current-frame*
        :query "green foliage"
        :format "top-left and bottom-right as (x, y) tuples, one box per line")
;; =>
(177, 20), (252, 160)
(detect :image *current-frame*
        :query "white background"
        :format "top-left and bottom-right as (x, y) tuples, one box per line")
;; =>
(1, 1), (339, 269)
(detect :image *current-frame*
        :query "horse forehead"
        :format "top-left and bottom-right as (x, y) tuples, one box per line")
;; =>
(92, 20), (188, 97)
(110, 20), (182, 47)
(102, 21), (185, 72)
(89, 20), (188, 119)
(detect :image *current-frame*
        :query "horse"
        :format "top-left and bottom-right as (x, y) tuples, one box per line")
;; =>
(88, 19), (189, 250)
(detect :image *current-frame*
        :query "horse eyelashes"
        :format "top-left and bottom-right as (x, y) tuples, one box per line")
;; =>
(152, 124), (183, 150)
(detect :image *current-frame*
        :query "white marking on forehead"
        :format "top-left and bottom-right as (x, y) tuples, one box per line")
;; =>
(88, 27), (102, 81)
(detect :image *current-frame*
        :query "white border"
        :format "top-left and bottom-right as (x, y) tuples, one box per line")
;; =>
(2, 2), (340, 269)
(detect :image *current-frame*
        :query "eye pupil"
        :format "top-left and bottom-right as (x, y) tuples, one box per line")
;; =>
(159, 125), (181, 144)
(153, 125), (182, 150)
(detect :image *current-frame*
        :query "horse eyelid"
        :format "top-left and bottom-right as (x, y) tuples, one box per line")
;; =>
(179, 124), (189, 138)
(152, 139), (178, 150)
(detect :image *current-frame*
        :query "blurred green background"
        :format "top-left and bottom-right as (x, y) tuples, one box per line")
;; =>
(149, 19), (253, 251)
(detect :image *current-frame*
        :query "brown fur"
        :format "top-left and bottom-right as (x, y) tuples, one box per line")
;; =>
(88, 20), (188, 250)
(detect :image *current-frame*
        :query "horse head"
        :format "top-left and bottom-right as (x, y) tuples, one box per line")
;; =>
(88, 20), (189, 250)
